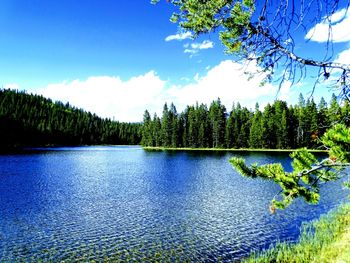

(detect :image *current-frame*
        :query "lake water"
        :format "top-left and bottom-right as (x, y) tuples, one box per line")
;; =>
(0, 146), (348, 262)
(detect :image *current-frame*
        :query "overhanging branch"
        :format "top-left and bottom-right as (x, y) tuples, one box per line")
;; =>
(248, 23), (350, 72)
(297, 158), (350, 178)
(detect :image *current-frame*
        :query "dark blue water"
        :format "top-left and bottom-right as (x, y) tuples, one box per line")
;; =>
(0, 146), (348, 262)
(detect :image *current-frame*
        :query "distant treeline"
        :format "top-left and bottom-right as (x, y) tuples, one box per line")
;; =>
(0, 89), (141, 149)
(142, 95), (350, 149)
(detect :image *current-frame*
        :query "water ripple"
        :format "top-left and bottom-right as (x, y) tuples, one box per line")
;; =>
(0, 146), (348, 262)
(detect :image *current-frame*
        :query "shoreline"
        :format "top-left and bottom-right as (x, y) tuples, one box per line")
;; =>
(244, 203), (350, 262)
(142, 146), (328, 153)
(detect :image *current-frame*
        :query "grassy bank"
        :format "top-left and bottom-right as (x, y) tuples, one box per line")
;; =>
(142, 146), (328, 153)
(244, 203), (350, 263)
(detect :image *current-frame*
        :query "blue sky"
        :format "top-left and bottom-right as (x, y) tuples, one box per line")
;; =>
(0, 1), (224, 86)
(1, 1), (350, 121)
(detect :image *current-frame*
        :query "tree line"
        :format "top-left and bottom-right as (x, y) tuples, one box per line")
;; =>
(142, 95), (350, 149)
(0, 89), (141, 149)
(2, 88), (348, 151)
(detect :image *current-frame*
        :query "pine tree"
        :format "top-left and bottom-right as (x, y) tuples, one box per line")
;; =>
(261, 104), (276, 148)
(0, 89), (141, 148)
(179, 111), (188, 147)
(306, 98), (319, 148)
(197, 103), (210, 147)
(141, 110), (152, 146)
(328, 94), (341, 124)
(273, 100), (289, 149)
(296, 93), (307, 147)
(161, 103), (172, 147)
(341, 100), (350, 126)
(237, 107), (251, 148)
(209, 98), (226, 148)
(318, 97), (329, 136)
(152, 113), (162, 147)
(232, 103), (241, 148)
(249, 103), (263, 148)
(169, 103), (179, 147)
(187, 106), (197, 147)
(279, 110), (289, 149)
(225, 104), (235, 148)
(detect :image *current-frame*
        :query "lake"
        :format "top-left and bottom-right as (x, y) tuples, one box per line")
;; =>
(0, 146), (348, 262)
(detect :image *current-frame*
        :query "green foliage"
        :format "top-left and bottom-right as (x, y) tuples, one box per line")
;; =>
(322, 124), (350, 163)
(290, 148), (317, 175)
(231, 125), (350, 210)
(153, 0), (255, 56)
(0, 89), (141, 148)
(229, 157), (256, 177)
(142, 95), (349, 152)
(209, 98), (226, 148)
(141, 110), (153, 146)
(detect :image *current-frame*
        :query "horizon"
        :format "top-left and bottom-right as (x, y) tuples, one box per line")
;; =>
(1, 87), (338, 125)
(1, 1), (349, 122)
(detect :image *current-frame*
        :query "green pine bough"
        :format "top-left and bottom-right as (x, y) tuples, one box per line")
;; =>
(230, 124), (350, 212)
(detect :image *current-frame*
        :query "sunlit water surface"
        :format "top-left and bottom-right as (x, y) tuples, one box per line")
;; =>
(0, 146), (348, 262)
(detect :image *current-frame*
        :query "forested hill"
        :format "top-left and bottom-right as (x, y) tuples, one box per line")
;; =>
(142, 95), (350, 149)
(0, 89), (141, 149)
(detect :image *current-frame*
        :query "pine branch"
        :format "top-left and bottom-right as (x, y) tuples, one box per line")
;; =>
(297, 159), (350, 178)
(248, 23), (350, 72)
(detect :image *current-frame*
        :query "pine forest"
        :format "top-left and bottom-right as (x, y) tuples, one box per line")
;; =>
(142, 95), (350, 150)
(2, 89), (349, 151)
(0, 89), (142, 149)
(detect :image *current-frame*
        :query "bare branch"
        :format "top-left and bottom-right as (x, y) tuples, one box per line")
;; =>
(297, 158), (350, 178)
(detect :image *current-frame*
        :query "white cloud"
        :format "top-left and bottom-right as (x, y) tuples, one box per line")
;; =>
(192, 40), (214, 50)
(165, 31), (192, 41)
(335, 48), (350, 63)
(32, 60), (293, 122)
(4, 83), (20, 90)
(164, 60), (290, 111)
(306, 8), (350, 43)
(184, 48), (197, 54)
(183, 40), (214, 55)
(37, 72), (166, 122)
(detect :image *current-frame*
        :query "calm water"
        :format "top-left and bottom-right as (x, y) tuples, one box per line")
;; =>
(0, 146), (348, 262)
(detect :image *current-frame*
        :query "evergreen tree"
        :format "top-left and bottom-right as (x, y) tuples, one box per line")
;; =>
(261, 104), (276, 148)
(249, 103), (263, 148)
(237, 107), (251, 148)
(152, 113), (162, 147)
(341, 100), (350, 126)
(209, 98), (226, 148)
(187, 106), (198, 147)
(231, 103), (242, 148)
(305, 98), (319, 148)
(142, 97), (348, 152)
(328, 94), (341, 125)
(296, 93), (307, 147)
(169, 103), (179, 147)
(141, 110), (152, 146)
(225, 104), (236, 148)
(161, 103), (172, 147)
(273, 100), (289, 149)
(318, 97), (329, 136)
(197, 104), (210, 147)
(0, 89), (141, 148)
(179, 111), (188, 147)
(279, 110), (289, 149)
